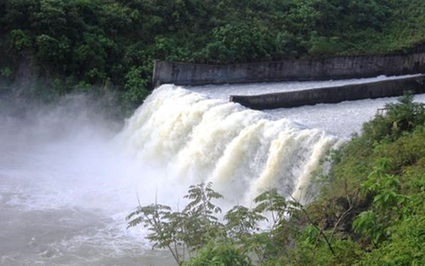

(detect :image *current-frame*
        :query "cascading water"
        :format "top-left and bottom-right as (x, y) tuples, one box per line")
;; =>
(118, 84), (344, 204)
(2, 79), (424, 265)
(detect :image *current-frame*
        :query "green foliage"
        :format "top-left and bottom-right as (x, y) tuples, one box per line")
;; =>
(127, 182), (225, 265)
(8, 29), (32, 52)
(323, 93), (425, 202)
(363, 93), (425, 143)
(360, 217), (425, 266)
(123, 66), (151, 112)
(128, 184), (310, 265)
(184, 241), (253, 266)
(309, 95), (425, 265)
(224, 205), (265, 240)
(2, 0), (425, 112)
(352, 210), (383, 247)
(1, 67), (12, 78)
(199, 22), (273, 63)
(181, 183), (224, 251)
(351, 156), (425, 264)
(253, 188), (295, 227)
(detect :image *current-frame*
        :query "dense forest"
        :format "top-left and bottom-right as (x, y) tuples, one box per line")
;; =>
(1, 0), (425, 114)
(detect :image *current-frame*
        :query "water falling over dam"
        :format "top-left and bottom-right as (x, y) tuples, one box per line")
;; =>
(118, 85), (344, 204)
(1, 78), (425, 265)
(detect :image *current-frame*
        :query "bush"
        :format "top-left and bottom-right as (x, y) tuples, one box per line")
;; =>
(362, 93), (425, 143)
(184, 241), (253, 266)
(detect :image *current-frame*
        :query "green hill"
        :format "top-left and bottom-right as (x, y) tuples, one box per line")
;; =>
(1, 0), (425, 111)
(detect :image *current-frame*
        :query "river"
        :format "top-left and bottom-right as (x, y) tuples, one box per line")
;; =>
(1, 77), (424, 265)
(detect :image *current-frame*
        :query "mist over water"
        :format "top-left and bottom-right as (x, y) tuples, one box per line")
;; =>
(1, 79), (425, 265)
(0, 94), (174, 265)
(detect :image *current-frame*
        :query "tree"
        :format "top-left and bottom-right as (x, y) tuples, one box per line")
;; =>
(127, 184), (307, 265)
(127, 182), (224, 265)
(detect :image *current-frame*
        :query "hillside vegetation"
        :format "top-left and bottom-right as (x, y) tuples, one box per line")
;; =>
(1, 0), (425, 113)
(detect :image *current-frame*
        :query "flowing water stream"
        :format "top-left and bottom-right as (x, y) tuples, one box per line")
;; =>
(1, 77), (425, 265)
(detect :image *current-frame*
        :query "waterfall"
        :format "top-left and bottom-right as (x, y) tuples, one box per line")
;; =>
(2, 81), (423, 265)
(118, 84), (344, 204)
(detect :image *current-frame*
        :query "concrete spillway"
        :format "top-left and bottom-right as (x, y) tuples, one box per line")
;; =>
(230, 74), (425, 109)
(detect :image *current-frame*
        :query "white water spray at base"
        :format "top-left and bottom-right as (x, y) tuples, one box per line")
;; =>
(118, 85), (344, 204)
(0, 95), (175, 265)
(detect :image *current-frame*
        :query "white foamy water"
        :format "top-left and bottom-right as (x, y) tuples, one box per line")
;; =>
(189, 74), (422, 100)
(1, 77), (425, 265)
(189, 75), (425, 136)
(0, 96), (175, 265)
(118, 85), (344, 204)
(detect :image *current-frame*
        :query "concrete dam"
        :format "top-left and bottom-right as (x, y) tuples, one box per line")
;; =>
(229, 74), (425, 109)
(152, 51), (425, 109)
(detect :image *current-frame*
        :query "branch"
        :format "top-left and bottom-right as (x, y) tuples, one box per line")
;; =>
(290, 195), (335, 256)
(329, 195), (353, 243)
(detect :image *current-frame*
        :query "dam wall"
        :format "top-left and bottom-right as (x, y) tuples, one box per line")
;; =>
(152, 52), (425, 86)
(229, 75), (425, 109)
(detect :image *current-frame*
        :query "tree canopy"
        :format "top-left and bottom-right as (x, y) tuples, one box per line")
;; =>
(1, 0), (425, 112)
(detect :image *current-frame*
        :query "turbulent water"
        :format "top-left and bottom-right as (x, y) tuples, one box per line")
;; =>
(0, 96), (175, 265)
(118, 85), (343, 203)
(1, 78), (425, 265)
